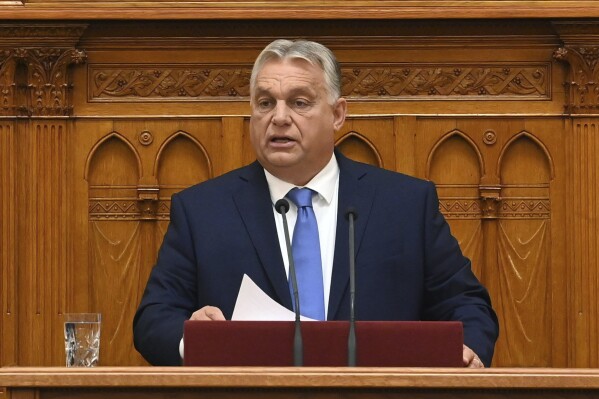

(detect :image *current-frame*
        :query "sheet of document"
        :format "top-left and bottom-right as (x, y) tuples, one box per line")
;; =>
(232, 274), (315, 321)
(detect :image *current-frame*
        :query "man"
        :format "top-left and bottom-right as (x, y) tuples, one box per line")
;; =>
(133, 39), (499, 367)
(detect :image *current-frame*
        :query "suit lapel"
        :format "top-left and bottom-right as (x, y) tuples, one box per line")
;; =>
(232, 162), (292, 309)
(328, 152), (376, 319)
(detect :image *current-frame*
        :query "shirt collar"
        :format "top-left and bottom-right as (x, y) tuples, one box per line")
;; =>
(264, 154), (340, 205)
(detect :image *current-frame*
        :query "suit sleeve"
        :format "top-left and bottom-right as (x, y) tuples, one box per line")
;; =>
(133, 193), (199, 365)
(421, 182), (499, 366)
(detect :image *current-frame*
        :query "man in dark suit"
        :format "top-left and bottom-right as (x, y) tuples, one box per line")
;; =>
(133, 39), (498, 367)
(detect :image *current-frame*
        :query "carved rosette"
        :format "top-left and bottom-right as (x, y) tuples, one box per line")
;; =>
(554, 46), (599, 113)
(20, 48), (87, 116)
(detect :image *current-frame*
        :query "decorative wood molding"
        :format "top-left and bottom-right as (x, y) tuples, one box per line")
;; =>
(480, 185), (501, 219)
(0, 23), (87, 47)
(343, 64), (550, 100)
(438, 198), (482, 219)
(554, 46), (599, 114)
(553, 21), (599, 114)
(88, 199), (140, 221)
(2, 2), (599, 19)
(21, 48), (86, 116)
(0, 50), (21, 116)
(439, 193), (550, 220)
(498, 198), (551, 219)
(0, 24), (88, 116)
(89, 63), (550, 102)
(89, 65), (251, 102)
(89, 196), (170, 221)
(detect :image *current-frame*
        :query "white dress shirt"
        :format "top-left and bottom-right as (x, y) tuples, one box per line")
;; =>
(264, 154), (340, 319)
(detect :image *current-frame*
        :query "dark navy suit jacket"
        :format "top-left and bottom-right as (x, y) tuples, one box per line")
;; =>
(133, 151), (498, 366)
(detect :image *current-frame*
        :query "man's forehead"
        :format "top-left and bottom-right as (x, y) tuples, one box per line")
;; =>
(254, 59), (324, 92)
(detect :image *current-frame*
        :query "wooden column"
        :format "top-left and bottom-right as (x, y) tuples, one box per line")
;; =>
(554, 21), (599, 367)
(0, 49), (19, 366)
(0, 24), (87, 366)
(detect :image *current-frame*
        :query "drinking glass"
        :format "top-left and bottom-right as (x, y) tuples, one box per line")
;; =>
(64, 313), (101, 367)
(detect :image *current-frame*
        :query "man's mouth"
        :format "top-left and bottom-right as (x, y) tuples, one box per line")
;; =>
(272, 137), (292, 143)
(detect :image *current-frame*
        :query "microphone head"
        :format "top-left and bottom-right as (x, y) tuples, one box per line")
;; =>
(345, 207), (358, 220)
(275, 198), (290, 214)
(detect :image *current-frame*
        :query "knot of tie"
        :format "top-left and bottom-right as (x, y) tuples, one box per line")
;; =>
(287, 187), (314, 209)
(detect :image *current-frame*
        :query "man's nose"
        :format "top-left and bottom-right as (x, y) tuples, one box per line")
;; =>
(271, 101), (291, 125)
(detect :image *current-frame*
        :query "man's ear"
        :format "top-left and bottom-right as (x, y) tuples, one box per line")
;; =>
(332, 97), (348, 131)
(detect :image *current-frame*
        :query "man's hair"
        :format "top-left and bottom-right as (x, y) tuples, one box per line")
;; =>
(250, 39), (342, 104)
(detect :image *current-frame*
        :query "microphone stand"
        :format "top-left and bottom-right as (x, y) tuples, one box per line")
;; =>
(276, 199), (303, 366)
(346, 207), (358, 366)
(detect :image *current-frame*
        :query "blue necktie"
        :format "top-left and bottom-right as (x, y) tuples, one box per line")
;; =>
(287, 187), (325, 320)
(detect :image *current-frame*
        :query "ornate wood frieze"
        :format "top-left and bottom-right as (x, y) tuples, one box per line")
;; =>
(439, 192), (550, 220)
(88, 199), (140, 220)
(89, 195), (170, 221)
(0, 24), (87, 47)
(342, 64), (550, 99)
(89, 65), (252, 102)
(438, 198), (483, 219)
(498, 198), (551, 219)
(88, 62), (550, 102)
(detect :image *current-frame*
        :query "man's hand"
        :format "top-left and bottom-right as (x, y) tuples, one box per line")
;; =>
(190, 306), (226, 321)
(462, 344), (484, 368)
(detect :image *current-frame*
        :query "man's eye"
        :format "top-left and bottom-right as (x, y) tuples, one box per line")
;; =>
(293, 99), (310, 108)
(258, 99), (273, 109)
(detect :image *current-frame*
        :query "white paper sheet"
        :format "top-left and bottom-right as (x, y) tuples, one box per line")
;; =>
(232, 274), (315, 321)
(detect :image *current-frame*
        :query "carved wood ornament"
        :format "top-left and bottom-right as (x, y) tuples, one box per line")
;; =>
(554, 46), (599, 113)
(0, 24), (87, 116)
(89, 63), (549, 102)
(553, 21), (599, 114)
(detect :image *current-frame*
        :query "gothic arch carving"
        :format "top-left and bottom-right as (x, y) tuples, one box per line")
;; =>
(84, 131), (141, 181)
(498, 130), (554, 180)
(154, 130), (212, 180)
(426, 129), (484, 180)
(335, 130), (382, 167)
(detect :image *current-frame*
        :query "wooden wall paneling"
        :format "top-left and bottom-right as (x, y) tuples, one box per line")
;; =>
(394, 116), (417, 177)
(0, 120), (17, 366)
(414, 117), (565, 367)
(496, 130), (553, 367)
(567, 118), (599, 368)
(221, 117), (246, 175)
(16, 118), (70, 366)
(427, 125), (485, 277)
(335, 117), (395, 169)
(552, 21), (599, 368)
(81, 118), (227, 366)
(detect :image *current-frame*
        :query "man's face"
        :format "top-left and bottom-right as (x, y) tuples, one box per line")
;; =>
(250, 58), (347, 186)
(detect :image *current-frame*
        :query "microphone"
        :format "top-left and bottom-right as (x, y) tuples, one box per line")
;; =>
(275, 198), (303, 366)
(345, 207), (359, 366)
